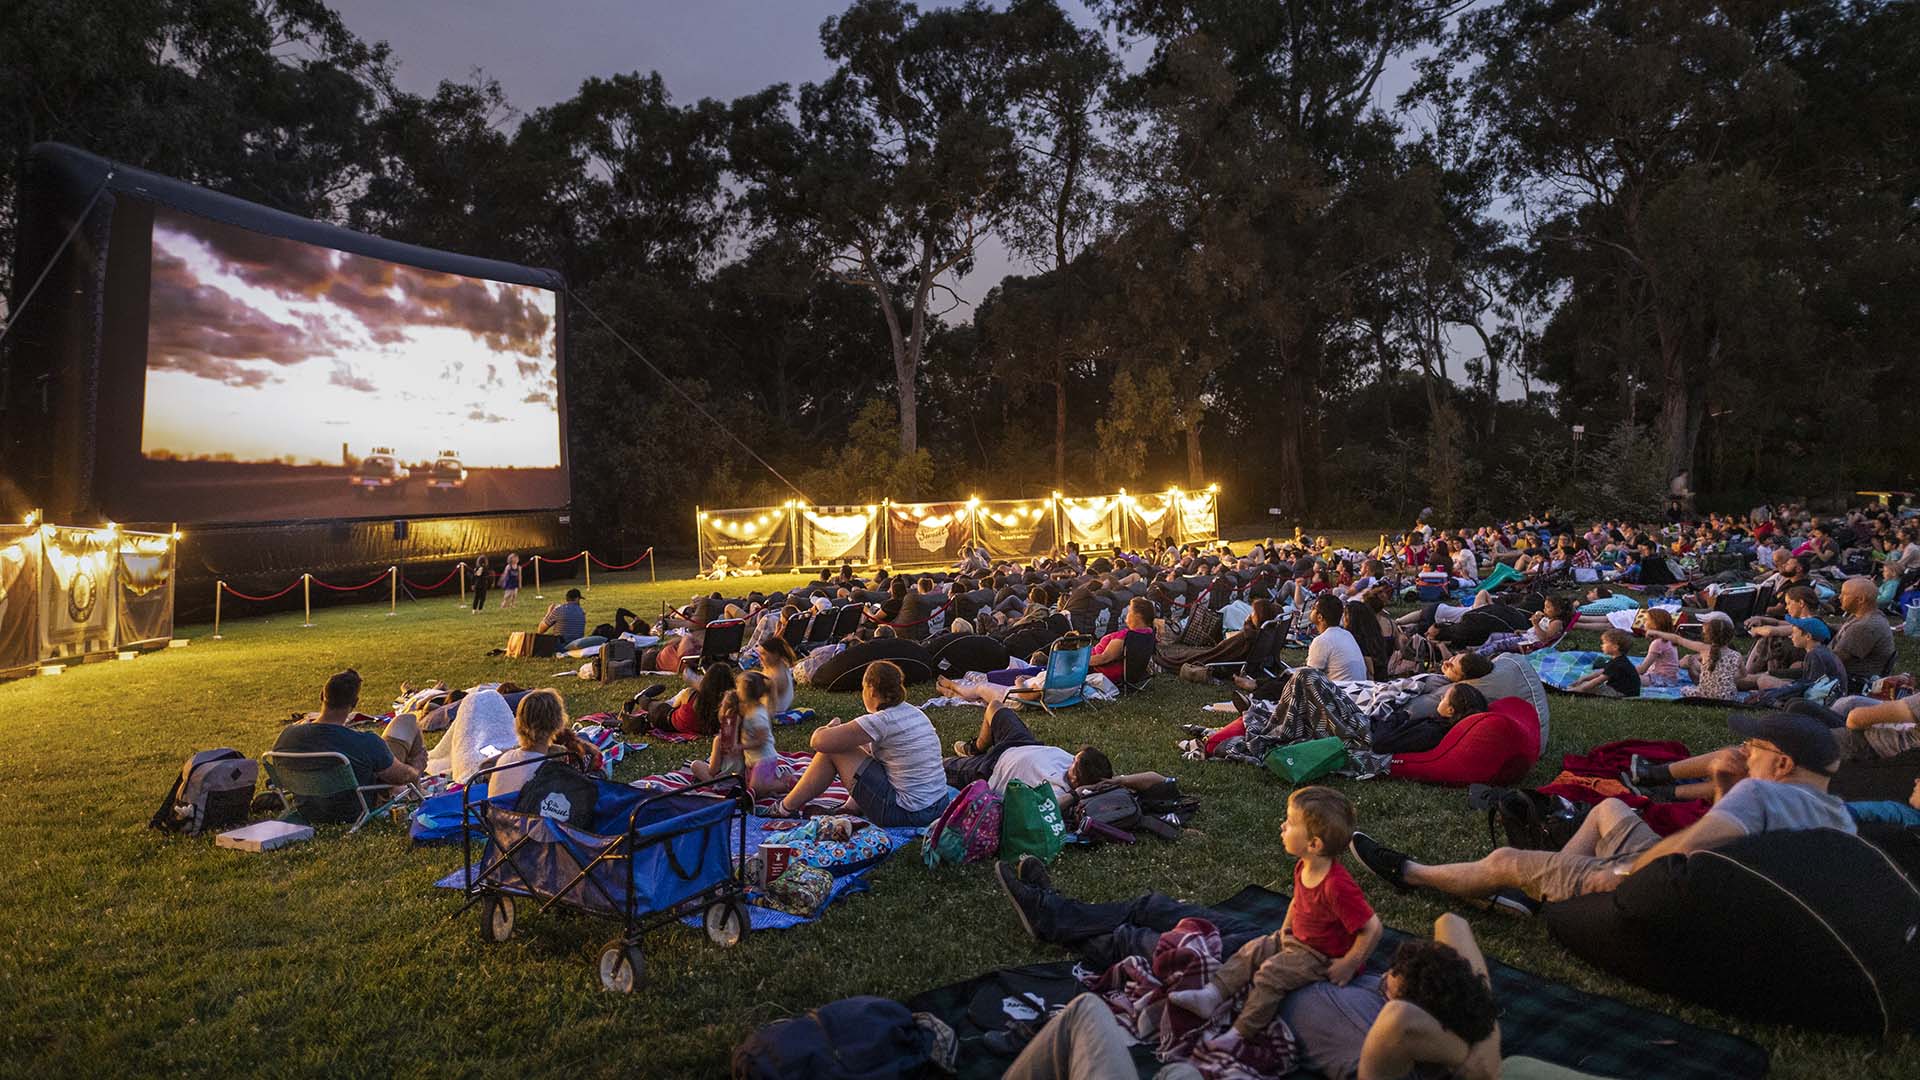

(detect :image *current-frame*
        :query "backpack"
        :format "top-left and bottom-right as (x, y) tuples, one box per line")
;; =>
(731, 995), (954, 1080)
(1066, 782), (1184, 843)
(922, 779), (1002, 868)
(1487, 788), (1589, 852)
(151, 749), (259, 835)
(514, 759), (600, 829)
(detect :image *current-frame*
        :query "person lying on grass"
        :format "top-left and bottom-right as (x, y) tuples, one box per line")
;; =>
(272, 669), (422, 822)
(1169, 787), (1383, 1055)
(1352, 711), (1854, 910)
(993, 859), (1500, 1080)
(765, 660), (951, 827)
(943, 706), (1167, 810)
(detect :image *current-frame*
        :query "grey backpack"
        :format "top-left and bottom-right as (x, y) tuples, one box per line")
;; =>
(151, 749), (259, 835)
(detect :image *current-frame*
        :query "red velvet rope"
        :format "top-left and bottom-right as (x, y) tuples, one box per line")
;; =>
(542, 551), (585, 564)
(310, 570), (394, 592)
(588, 547), (653, 570)
(404, 565), (462, 590)
(219, 580), (302, 602)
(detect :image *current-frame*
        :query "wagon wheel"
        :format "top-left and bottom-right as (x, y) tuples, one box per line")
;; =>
(598, 938), (645, 992)
(478, 894), (515, 943)
(704, 899), (749, 948)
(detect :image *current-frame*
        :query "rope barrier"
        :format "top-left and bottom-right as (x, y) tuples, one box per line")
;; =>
(588, 547), (653, 571)
(543, 551), (585, 564)
(404, 565), (462, 591)
(220, 580), (303, 602)
(309, 570), (394, 592)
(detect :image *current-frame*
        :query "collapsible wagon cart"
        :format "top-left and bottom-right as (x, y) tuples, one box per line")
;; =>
(455, 766), (753, 991)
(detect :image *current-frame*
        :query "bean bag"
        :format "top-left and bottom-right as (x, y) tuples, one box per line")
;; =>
(1468, 652), (1552, 751)
(812, 638), (937, 693)
(1389, 698), (1540, 786)
(928, 634), (1010, 678)
(1830, 748), (1920, 803)
(1542, 828), (1920, 1037)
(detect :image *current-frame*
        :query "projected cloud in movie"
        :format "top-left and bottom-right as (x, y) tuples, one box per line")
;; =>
(140, 207), (560, 470)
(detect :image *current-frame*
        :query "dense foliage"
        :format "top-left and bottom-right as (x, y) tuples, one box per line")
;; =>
(4, 0), (1916, 549)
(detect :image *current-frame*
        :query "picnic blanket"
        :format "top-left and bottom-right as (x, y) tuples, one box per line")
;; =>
(908, 885), (1768, 1080)
(1526, 649), (1692, 701)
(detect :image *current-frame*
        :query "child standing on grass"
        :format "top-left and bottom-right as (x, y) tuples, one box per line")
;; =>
(1170, 786), (1383, 1051)
(1568, 629), (1641, 697)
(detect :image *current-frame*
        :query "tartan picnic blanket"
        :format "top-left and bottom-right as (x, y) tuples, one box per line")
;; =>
(1526, 649), (1693, 701)
(629, 750), (852, 814)
(909, 885), (1768, 1080)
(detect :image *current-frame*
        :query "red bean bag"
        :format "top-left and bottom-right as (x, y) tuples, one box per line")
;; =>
(1389, 697), (1540, 786)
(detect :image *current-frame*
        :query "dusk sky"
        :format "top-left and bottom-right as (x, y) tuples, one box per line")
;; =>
(141, 207), (562, 467)
(327, 0), (1424, 317)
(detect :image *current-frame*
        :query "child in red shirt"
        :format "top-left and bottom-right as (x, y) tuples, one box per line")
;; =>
(1170, 786), (1383, 1047)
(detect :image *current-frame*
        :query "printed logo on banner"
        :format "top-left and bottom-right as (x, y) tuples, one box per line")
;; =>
(68, 567), (98, 623)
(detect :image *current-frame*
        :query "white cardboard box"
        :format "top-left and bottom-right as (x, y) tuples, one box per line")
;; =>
(216, 820), (315, 852)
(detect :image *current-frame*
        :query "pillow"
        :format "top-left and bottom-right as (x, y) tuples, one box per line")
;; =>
(1389, 698), (1539, 787)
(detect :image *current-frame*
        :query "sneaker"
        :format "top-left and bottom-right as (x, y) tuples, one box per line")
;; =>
(1230, 690), (1253, 713)
(1350, 831), (1411, 892)
(1015, 853), (1052, 891)
(1485, 887), (1541, 917)
(953, 739), (975, 758)
(995, 861), (1045, 942)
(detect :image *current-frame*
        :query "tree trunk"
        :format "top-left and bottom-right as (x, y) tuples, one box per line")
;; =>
(1275, 374), (1307, 515)
(1184, 422), (1203, 489)
(1054, 362), (1067, 490)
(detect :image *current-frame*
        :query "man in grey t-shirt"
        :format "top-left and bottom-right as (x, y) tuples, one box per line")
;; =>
(1831, 577), (1895, 691)
(1352, 711), (1852, 906)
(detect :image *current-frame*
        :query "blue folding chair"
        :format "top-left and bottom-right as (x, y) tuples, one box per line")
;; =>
(1033, 636), (1093, 716)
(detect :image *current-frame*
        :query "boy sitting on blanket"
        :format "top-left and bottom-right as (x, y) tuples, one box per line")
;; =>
(1567, 630), (1642, 698)
(1169, 786), (1383, 1053)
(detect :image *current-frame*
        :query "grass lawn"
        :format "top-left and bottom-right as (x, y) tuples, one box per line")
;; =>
(1, 554), (1915, 1078)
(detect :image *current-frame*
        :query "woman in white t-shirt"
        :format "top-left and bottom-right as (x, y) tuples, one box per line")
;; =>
(767, 660), (951, 827)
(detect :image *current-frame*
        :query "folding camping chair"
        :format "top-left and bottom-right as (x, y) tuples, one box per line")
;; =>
(780, 613), (809, 649)
(261, 750), (419, 834)
(1033, 635), (1093, 717)
(679, 618), (746, 675)
(1120, 629), (1157, 693)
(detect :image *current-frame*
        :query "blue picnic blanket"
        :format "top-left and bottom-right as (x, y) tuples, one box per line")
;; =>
(1525, 649), (1693, 701)
(433, 815), (921, 931)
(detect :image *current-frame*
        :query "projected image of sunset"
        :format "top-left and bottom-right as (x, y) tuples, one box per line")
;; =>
(135, 207), (566, 522)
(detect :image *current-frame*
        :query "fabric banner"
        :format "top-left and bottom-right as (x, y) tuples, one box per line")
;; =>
(1123, 492), (1178, 547)
(0, 527), (41, 673)
(887, 502), (971, 567)
(1058, 495), (1120, 550)
(39, 526), (117, 659)
(116, 531), (176, 647)
(975, 499), (1055, 561)
(698, 507), (793, 573)
(797, 506), (879, 567)
(1177, 492), (1219, 544)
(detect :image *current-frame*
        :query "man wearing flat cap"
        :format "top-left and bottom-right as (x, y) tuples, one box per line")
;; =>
(1348, 711), (1855, 909)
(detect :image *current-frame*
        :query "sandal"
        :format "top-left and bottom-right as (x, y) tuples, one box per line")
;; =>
(756, 800), (804, 819)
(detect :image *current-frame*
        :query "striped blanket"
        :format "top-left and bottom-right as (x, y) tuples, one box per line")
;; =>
(630, 750), (850, 814)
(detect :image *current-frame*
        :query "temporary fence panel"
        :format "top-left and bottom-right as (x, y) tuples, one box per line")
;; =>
(115, 530), (176, 647)
(975, 499), (1056, 561)
(797, 506), (880, 567)
(0, 527), (41, 673)
(1059, 495), (1120, 551)
(1177, 491), (1220, 544)
(1123, 492), (1178, 548)
(697, 507), (793, 572)
(38, 525), (117, 660)
(887, 502), (972, 567)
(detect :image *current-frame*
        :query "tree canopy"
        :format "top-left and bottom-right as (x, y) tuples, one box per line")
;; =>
(4, 0), (1916, 547)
